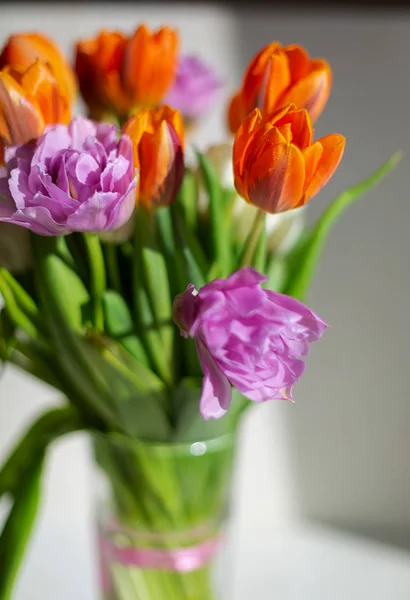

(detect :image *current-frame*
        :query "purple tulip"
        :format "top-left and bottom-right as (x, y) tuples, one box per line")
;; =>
(0, 117), (137, 236)
(164, 56), (222, 121)
(173, 267), (327, 420)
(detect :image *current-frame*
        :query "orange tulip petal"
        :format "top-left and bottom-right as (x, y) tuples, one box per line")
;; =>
(257, 51), (292, 116)
(229, 42), (332, 129)
(247, 142), (305, 213)
(302, 142), (323, 193)
(0, 33), (77, 100)
(233, 108), (263, 180)
(268, 103), (297, 126)
(284, 44), (310, 83)
(302, 133), (346, 203)
(279, 65), (332, 123)
(123, 105), (184, 208)
(248, 124), (289, 165)
(228, 92), (245, 134)
(123, 25), (179, 106)
(20, 61), (70, 125)
(274, 107), (313, 149)
(0, 70), (44, 147)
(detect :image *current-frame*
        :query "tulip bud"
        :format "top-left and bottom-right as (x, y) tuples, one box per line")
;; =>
(233, 105), (345, 213)
(0, 32), (77, 101)
(0, 61), (72, 161)
(75, 25), (179, 120)
(123, 105), (185, 209)
(228, 42), (332, 133)
(197, 141), (305, 253)
(164, 56), (222, 131)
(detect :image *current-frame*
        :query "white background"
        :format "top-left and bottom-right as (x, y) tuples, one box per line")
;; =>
(1, 3), (410, 598)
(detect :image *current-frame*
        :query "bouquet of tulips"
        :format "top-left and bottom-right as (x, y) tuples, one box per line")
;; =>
(0, 25), (400, 600)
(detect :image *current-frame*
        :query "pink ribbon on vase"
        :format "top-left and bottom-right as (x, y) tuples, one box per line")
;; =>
(99, 532), (222, 573)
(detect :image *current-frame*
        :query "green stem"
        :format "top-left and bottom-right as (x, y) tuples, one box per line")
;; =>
(105, 244), (122, 294)
(83, 233), (106, 331)
(132, 217), (173, 386)
(239, 209), (266, 268)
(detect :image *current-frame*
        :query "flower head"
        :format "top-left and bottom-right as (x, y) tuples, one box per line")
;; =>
(0, 61), (72, 163)
(0, 32), (77, 101)
(196, 141), (305, 253)
(228, 42), (331, 133)
(164, 56), (222, 124)
(173, 267), (327, 419)
(233, 105), (345, 213)
(123, 105), (184, 209)
(75, 25), (179, 119)
(0, 117), (137, 235)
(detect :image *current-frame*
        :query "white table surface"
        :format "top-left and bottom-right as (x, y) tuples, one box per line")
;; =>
(3, 434), (409, 600)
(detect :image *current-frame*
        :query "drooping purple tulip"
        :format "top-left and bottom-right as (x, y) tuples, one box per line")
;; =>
(173, 267), (327, 420)
(164, 56), (222, 121)
(0, 116), (137, 235)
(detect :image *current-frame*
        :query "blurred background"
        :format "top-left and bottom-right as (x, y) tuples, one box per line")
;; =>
(1, 2), (410, 598)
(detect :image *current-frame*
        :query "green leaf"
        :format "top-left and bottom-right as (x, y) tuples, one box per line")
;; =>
(102, 289), (134, 337)
(178, 169), (199, 231)
(32, 236), (126, 427)
(170, 202), (207, 289)
(284, 152), (402, 300)
(0, 455), (44, 600)
(102, 290), (148, 365)
(34, 244), (89, 331)
(83, 233), (106, 331)
(155, 206), (185, 297)
(0, 271), (41, 340)
(93, 334), (166, 395)
(9, 340), (65, 391)
(263, 255), (288, 293)
(132, 215), (174, 386)
(0, 406), (85, 499)
(0, 308), (15, 365)
(0, 268), (41, 330)
(196, 151), (232, 276)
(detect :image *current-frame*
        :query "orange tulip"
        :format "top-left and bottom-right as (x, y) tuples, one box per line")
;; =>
(122, 105), (185, 209)
(233, 104), (345, 213)
(0, 61), (71, 162)
(0, 32), (77, 101)
(75, 25), (179, 119)
(228, 43), (332, 133)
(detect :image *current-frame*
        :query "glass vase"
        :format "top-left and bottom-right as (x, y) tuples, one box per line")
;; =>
(93, 431), (237, 600)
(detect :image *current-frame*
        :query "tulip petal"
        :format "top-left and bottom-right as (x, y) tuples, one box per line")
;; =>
(0, 32), (77, 101)
(123, 24), (179, 106)
(0, 71), (44, 146)
(274, 107), (313, 149)
(197, 340), (232, 420)
(228, 91), (245, 134)
(248, 141), (305, 213)
(232, 108), (262, 188)
(279, 65), (332, 123)
(257, 51), (291, 116)
(284, 45), (310, 83)
(302, 142), (323, 193)
(20, 61), (71, 125)
(301, 134), (346, 204)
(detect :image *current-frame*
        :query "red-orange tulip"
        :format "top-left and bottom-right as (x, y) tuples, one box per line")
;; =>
(0, 61), (71, 162)
(122, 105), (185, 209)
(0, 32), (77, 101)
(75, 25), (179, 119)
(228, 43), (332, 133)
(233, 104), (345, 213)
